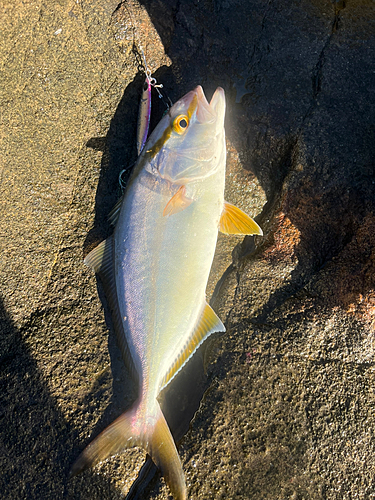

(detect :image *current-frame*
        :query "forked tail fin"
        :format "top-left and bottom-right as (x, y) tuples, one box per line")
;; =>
(71, 402), (186, 500)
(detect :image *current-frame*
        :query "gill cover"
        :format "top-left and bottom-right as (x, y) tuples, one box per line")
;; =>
(153, 86), (226, 184)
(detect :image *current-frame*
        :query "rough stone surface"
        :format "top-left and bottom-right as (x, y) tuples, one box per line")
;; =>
(1, 0), (375, 499)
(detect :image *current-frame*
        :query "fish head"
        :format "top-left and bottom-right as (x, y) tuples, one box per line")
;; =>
(144, 86), (226, 184)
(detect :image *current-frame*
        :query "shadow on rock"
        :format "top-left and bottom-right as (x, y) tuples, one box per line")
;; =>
(0, 295), (121, 500)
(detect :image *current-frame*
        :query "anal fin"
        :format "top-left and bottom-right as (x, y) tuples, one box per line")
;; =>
(160, 303), (225, 390)
(219, 201), (263, 235)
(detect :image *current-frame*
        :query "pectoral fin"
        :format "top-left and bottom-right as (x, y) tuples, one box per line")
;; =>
(160, 303), (225, 390)
(219, 201), (263, 235)
(163, 185), (193, 217)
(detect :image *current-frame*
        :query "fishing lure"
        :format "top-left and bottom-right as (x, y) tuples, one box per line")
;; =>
(136, 45), (168, 154)
(136, 77), (151, 155)
(119, 47), (169, 190)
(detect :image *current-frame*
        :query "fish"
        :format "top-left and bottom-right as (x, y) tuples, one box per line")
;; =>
(71, 85), (262, 499)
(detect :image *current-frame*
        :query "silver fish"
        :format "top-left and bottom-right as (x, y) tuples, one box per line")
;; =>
(72, 86), (262, 499)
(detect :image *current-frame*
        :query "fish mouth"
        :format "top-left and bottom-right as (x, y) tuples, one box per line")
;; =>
(194, 85), (212, 123)
(195, 85), (225, 127)
(154, 85), (226, 184)
(172, 86), (225, 127)
(209, 87), (225, 124)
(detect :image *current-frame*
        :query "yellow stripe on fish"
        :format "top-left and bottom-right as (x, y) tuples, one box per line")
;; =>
(145, 94), (198, 160)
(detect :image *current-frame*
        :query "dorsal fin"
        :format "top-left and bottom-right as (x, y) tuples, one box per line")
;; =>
(160, 303), (225, 391)
(84, 238), (112, 274)
(219, 201), (263, 235)
(84, 237), (138, 383)
(108, 196), (124, 226)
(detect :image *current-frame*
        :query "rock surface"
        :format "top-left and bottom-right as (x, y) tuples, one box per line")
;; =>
(1, 0), (375, 498)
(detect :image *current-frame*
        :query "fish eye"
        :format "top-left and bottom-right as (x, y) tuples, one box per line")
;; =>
(172, 114), (189, 135)
(179, 118), (188, 128)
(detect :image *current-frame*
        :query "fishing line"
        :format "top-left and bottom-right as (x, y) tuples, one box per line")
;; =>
(136, 43), (172, 111)
(124, 1), (172, 108)
(118, 2), (172, 191)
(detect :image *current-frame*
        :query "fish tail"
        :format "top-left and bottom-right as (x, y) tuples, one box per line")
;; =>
(70, 401), (186, 500)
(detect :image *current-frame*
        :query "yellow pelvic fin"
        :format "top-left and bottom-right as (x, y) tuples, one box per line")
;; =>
(163, 185), (193, 217)
(160, 303), (225, 390)
(219, 201), (263, 235)
(71, 402), (186, 500)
